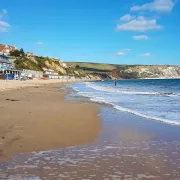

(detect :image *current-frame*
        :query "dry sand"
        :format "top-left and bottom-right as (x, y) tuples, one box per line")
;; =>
(0, 83), (101, 160)
(0, 79), (76, 91)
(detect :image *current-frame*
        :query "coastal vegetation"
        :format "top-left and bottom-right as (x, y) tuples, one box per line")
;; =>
(67, 62), (180, 79)
(13, 56), (87, 77)
(10, 48), (25, 57)
(10, 56), (180, 79)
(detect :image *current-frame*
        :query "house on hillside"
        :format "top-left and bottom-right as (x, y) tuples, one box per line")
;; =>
(0, 55), (20, 79)
(51, 58), (62, 63)
(0, 44), (17, 56)
(26, 52), (36, 57)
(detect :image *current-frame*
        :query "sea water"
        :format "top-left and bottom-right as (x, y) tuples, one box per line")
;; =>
(69, 79), (180, 125)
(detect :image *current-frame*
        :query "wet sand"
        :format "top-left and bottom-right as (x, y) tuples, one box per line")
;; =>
(0, 107), (180, 180)
(0, 83), (101, 160)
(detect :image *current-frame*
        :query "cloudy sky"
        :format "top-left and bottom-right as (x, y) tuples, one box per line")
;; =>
(0, 0), (180, 65)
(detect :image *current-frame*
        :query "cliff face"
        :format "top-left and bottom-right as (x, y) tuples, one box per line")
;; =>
(13, 57), (101, 78)
(67, 62), (180, 79)
(44, 61), (67, 75)
(14, 56), (68, 75)
(122, 65), (180, 79)
(18, 58), (180, 79)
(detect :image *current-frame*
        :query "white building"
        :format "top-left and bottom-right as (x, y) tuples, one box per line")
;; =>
(21, 69), (43, 79)
(43, 68), (59, 79)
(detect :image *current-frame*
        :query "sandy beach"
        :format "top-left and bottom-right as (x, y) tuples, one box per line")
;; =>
(0, 79), (77, 91)
(0, 81), (101, 160)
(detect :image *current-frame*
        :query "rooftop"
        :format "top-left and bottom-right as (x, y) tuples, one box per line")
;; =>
(0, 44), (16, 52)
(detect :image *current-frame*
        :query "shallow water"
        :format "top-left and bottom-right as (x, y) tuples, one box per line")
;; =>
(69, 79), (180, 125)
(0, 85), (180, 180)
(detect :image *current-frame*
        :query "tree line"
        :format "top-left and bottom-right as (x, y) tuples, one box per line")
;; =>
(10, 48), (25, 57)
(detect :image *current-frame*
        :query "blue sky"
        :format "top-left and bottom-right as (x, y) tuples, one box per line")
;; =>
(0, 0), (180, 65)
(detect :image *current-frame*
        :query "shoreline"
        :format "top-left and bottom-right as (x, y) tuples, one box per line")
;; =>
(0, 79), (80, 92)
(0, 82), (102, 161)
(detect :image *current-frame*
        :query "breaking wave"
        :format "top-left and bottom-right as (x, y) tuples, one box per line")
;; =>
(69, 79), (180, 125)
(85, 82), (180, 97)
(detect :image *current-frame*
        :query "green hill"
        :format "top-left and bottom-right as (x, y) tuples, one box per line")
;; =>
(66, 62), (116, 79)
(66, 62), (180, 79)
(13, 57), (88, 78)
(12, 57), (180, 79)
(66, 62), (138, 79)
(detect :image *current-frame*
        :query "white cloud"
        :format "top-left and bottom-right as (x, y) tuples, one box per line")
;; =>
(131, 0), (175, 12)
(0, 9), (10, 32)
(116, 16), (163, 32)
(140, 53), (152, 56)
(0, 20), (10, 32)
(0, 20), (10, 27)
(132, 35), (150, 40)
(116, 49), (131, 56)
(116, 52), (125, 56)
(36, 42), (43, 45)
(120, 14), (134, 21)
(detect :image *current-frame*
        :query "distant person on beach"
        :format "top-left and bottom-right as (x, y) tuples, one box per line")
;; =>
(114, 79), (116, 86)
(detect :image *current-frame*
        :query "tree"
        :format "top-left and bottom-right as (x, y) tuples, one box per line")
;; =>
(75, 64), (80, 69)
(20, 48), (25, 57)
(10, 50), (21, 57)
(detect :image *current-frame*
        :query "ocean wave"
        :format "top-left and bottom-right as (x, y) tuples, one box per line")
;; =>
(113, 105), (180, 126)
(75, 91), (180, 126)
(88, 96), (180, 126)
(69, 82), (180, 126)
(85, 82), (179, 97)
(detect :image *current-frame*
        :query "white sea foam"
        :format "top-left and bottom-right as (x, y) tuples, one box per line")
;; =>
(114, 105), (180, 126)
(85, 82), (179, 97)
(69, 81), (180, 126)
(26, 177), (41, 180)
(87, 95), (180, 126)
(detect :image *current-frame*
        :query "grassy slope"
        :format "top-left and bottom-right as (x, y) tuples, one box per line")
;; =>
(66, 62), (180, 79)
(13, 57), (87, 77)
(67, 62), (116, 71)
(66, 62), (119, 79)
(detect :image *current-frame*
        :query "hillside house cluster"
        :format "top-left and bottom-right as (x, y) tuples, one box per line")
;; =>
(0, 44), (17, 56)
(26, 52), (36, 57)
(0, 55), (20, 79)
(0, 43), (70, 80)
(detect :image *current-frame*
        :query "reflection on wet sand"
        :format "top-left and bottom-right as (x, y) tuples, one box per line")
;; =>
(0, 140), (180, 180)
(1, 107), (180, 180)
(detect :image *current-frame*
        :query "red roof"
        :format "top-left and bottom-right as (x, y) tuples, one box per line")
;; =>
(0, 44), (17, 52)
(0, 44), (5, 52)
